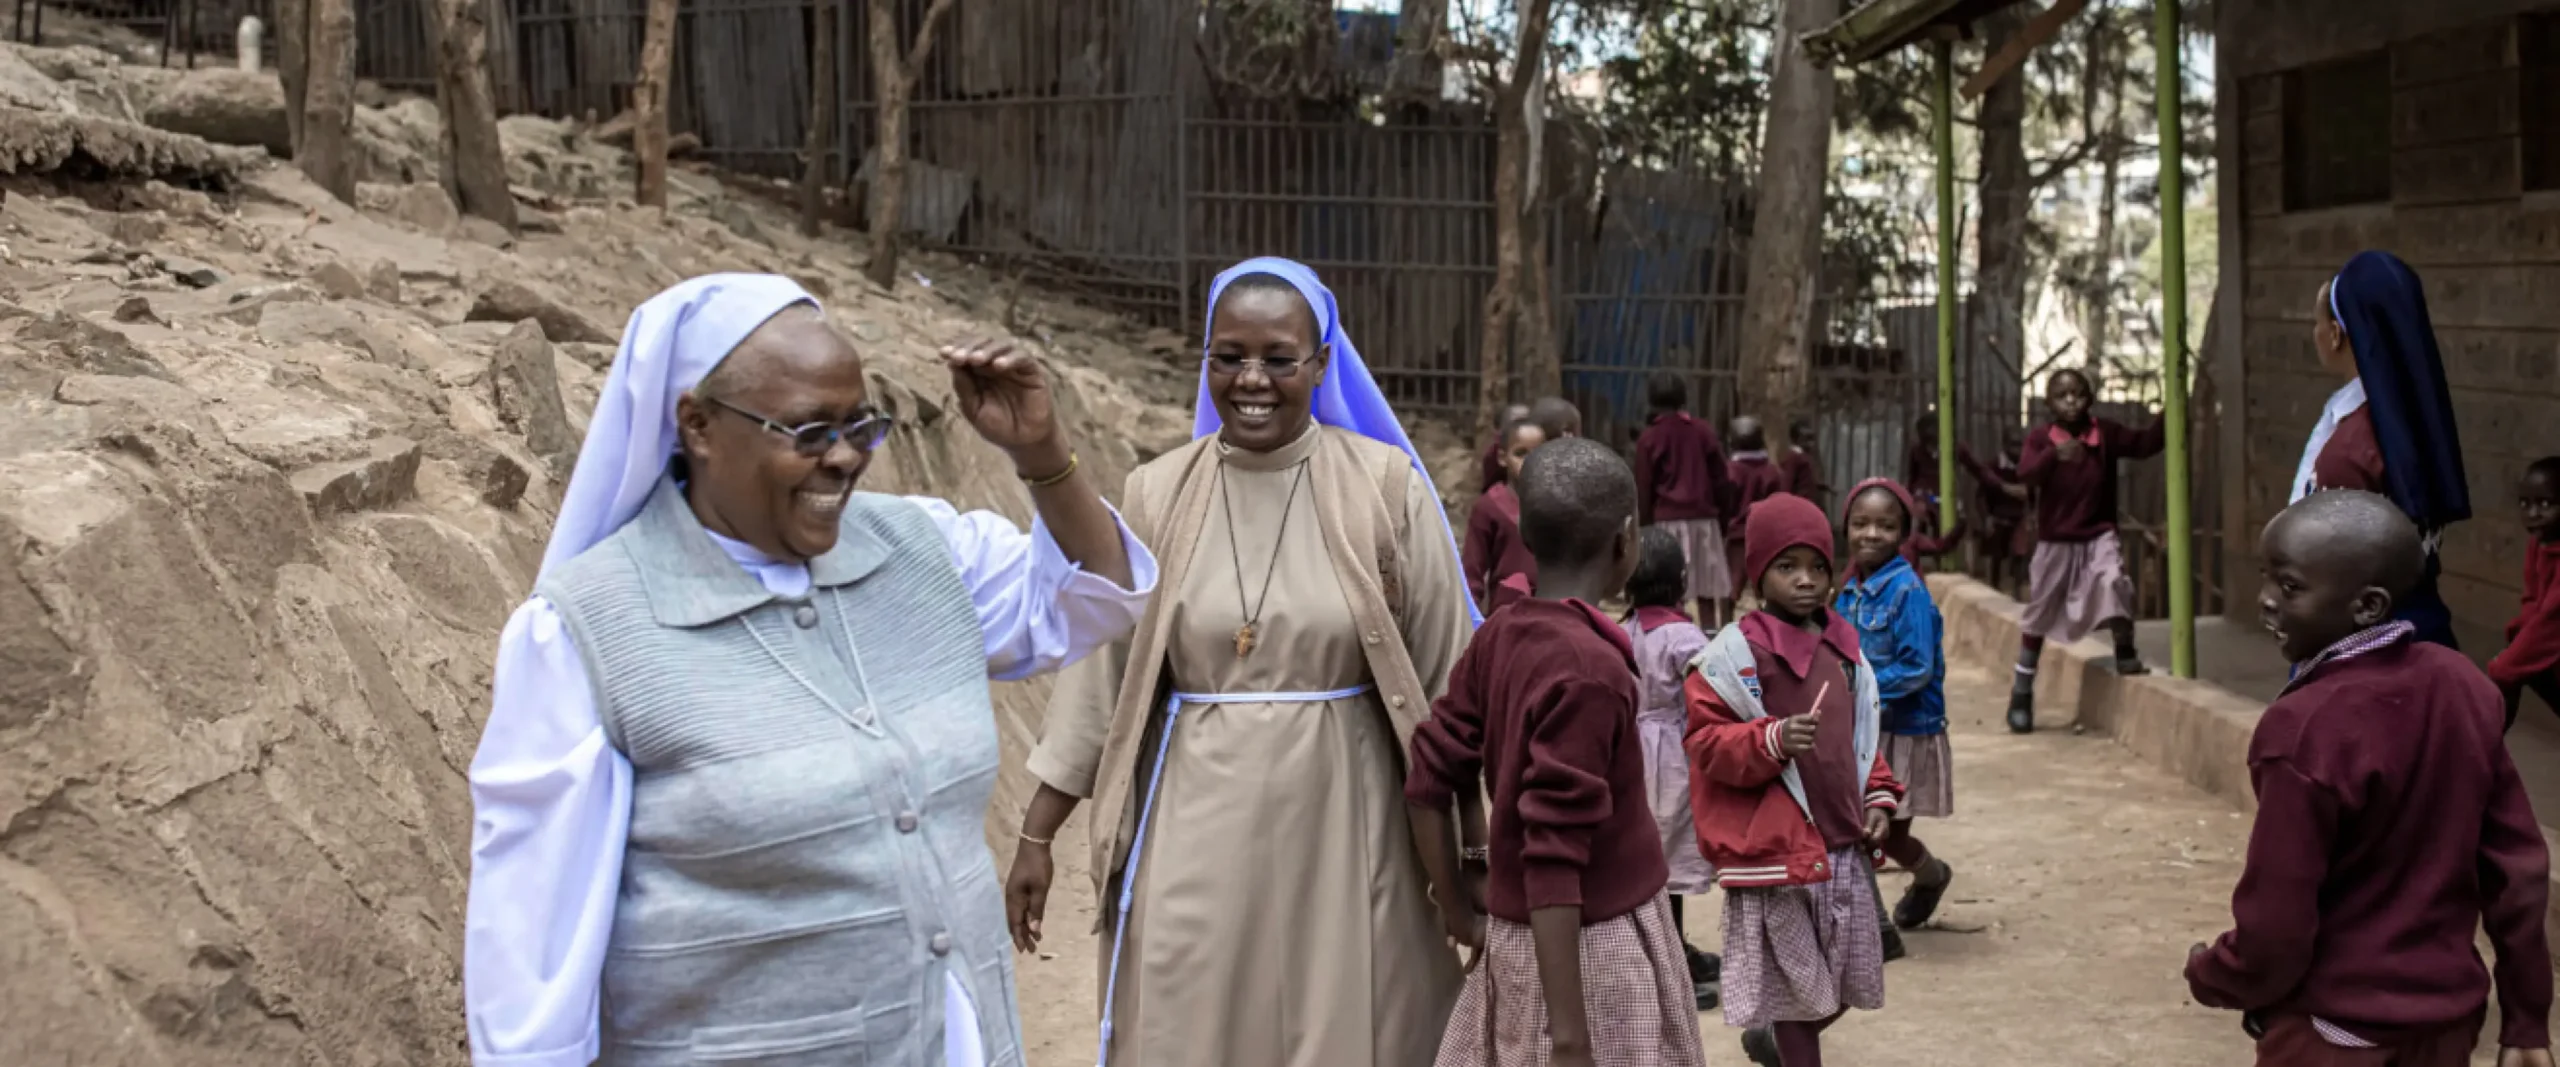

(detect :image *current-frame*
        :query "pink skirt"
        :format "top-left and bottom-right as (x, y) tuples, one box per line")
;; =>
(1718, 847), (1888, 1030)
(1654, 518), (1733, 601)
(1881, 732), (1953, 819)
(1434, 892), (1706, 1067)
(2018, 531), (2133, 645)
(1637, 711), (1717, 894)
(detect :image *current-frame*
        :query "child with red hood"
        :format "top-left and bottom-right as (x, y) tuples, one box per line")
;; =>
(2491, 457), (2560, 727)
(1685, 493), (1902, 1067)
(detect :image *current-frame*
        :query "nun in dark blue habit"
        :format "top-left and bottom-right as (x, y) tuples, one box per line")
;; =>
(2299, 250), (2469, 649)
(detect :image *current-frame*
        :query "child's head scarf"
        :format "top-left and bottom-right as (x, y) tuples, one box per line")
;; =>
(1192, 255), (1478, 624)
(1844, 477), (1917, 538)
(2329, 251), (2469, 533)
(537, 274), (818, 580)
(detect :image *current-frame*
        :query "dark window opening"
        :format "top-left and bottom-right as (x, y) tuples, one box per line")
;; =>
(2281, 52), (2393, 211)
(2526, 13), (2560, 192)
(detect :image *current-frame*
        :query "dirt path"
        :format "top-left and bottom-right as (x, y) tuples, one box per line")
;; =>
(1005, 661), (2464, 1065)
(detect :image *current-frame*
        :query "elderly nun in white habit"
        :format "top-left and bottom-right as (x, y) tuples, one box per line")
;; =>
(462, 273), (1157, 1067)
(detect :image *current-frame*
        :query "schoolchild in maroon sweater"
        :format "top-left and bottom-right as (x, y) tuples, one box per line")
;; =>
(2187, 491), (2552, 1067)
(1479, 401), (1532, 490)
(1636, 373), (1739, 622)
(1465, 415), (1547, 614)
(1408, 438), (1703, 1067)
(1784, 417), (1828, 511)
(2491, 457), (2560, 727)
(2007, 367), (2165, 733)
(1685, 493), (1902, 1067)
(1723, 416), (1793, 599)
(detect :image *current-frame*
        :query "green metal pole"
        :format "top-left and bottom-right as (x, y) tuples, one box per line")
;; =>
(2156, 0), (2193, 678)
(1934, 38), (1958, 562)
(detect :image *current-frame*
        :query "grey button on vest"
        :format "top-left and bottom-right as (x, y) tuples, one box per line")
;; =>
(895, 810), (919, 833)
(792, 603), (819, 628)
(929, 931), (953, 956)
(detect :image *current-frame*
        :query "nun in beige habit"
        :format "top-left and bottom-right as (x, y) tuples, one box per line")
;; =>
(1004, 257), (1482, 1066)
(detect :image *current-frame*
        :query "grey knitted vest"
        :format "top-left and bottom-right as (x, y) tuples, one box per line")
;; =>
(537, 475), (1022, 1066)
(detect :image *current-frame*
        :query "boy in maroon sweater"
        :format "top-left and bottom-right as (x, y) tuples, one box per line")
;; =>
(2187, 490), (2552, 1067)
(1479, 401), (1533, 490)
(1635, 373), (1738, 623)
(1724, 416), (1792, 603)
(1408, 437), (1703, 1067)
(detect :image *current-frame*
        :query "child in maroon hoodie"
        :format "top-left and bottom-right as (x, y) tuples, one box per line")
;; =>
(1686, 492), (1902, 1067)
(2490, 456), (2560, 727)
(1635, 373), (1737, 624)
(2007, 367), (2165, 733)
(1409, 438), (1704, 1067)
(2187, 490), (2551, 1067)
(1465, 415), (1548, 615)
(1478, 401), (1533, 490)
(1723, 416), (1793, 607)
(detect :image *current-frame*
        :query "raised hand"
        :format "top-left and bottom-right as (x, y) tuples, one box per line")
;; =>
(942, 338), (1062, 458)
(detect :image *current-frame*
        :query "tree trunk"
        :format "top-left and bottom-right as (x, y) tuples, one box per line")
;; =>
(800, 0), (838, 237)
(1733, 0), (1839, 432)
(863, 0), (957, 290)
(1471, 0), (1556, 441)
(433, 0), (519, 230)
(2086, 15), (2128, 371)
(1515, 63), (1560, 400)
(276, 0), (309, 152)
(633, 0), (680, 209)
(1972, 8), (2032, 390)
(299, 0), (358, 203)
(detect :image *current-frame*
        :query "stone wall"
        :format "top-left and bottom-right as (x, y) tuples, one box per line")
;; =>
(2220, 0), (2560, 652)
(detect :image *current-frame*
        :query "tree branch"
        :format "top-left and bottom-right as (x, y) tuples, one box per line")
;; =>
(904, 0), (960, 74)
(2028, 137), (2096, 187)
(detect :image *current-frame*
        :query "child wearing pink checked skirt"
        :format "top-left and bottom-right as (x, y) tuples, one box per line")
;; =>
(2007, 367), (2165, 733)
(1623, 527), (1722, 1008)
(1405, 439), (1704, 1067)
(1684, 494), (1902, 1067)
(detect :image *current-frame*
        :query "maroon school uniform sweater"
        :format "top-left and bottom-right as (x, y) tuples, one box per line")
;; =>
(2493, 540), (2560, 685)
(1723, 454), (1791, 544)
(1740, 610), (1867, 849)
(2015, 416), (2165, 543)
(1635, 411), (1732, 524)
(2308, 406), (2385, 495)
(1479, 435), (1508, 490)
(1783, 446), (1824, 500)
(1461, 484), (1538, 611)
(2185, 639), (2552, 1048)
(1406, 598), (1667, 924)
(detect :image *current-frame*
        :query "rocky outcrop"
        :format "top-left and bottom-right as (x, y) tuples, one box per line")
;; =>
(140, 67), (289, 154)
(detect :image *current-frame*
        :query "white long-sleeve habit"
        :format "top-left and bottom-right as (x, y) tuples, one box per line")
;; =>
(464, 497), (1157, 1067)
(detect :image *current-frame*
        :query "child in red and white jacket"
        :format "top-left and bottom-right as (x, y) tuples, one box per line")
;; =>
(1684, 492), (1902, 1067)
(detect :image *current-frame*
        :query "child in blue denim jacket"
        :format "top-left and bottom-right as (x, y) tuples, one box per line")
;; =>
(1837, 477), (1956, 930)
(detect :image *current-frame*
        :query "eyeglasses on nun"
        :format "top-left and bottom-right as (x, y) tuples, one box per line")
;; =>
(705, 395), (895, 456)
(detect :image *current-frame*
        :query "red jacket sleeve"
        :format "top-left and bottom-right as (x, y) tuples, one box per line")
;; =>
(1404, 650), (1486, 810)
(1518, 675), (1630, 910)
(2185, 755), (2336, 1011)
(2478, 743), (2554, 1048)
(1461, 499), (1498, 607)
(1682, 671), (1786, 789)
(2108, 415), (2168, 460)
(2491, 554), (2560, 684)
(1864, 741), (1905, 813)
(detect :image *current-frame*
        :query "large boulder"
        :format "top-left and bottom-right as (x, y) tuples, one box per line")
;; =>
(141, 68), (289, 155)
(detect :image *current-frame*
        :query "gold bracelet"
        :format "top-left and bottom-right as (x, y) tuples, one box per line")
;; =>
(1021, 451), (1079, 488)
(1018, 830), (1054, 847)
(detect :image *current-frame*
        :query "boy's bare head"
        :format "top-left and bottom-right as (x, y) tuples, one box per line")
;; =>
(2258, 490), (2423, 662)
(1528, 396), (1583, 440)
(1516, 437), (1638, 585)
(1730, 414), (1766, 452)
(1647, 373), (1689, 413)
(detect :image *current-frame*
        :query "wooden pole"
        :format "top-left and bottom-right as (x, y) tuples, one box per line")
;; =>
(1934, 37), (1959, 559)
(633, 0), (679, 209)
(2156, 0), (2194, 677)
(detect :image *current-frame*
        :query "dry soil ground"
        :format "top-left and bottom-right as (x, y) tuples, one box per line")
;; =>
(1006, 660), (2502, 1066)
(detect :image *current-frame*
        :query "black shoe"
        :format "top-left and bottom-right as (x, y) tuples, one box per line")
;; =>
(2114, 653), (2151, 676)
(1694, 978), (1720, 1012)
(1894, 858), (1953, 929)
(2007, 692), (2035, 734)
(1741, 1027), (1782, 1067)
(1880, 920), (1908, 962)
(1686, 946), (1720, 984)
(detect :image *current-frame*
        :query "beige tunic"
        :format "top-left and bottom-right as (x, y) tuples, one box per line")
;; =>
(1030, 426), (1470, 1067)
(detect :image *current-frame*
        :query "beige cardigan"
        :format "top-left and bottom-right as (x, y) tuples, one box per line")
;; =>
(1025, 426), (1474, 896)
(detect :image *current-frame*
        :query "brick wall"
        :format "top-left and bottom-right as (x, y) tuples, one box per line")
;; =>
(2225, 2), (2560, 652)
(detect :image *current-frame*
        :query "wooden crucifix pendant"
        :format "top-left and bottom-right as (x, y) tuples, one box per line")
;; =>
(1233, 622), (1258, 658)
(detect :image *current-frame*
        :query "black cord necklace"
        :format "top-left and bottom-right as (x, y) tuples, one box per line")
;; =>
(1216, 459), (1306, 658)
